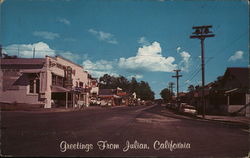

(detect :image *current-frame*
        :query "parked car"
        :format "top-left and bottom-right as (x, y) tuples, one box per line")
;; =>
(169, 102), (178, 110)
(179, 103), (197, 115)
(100, 100), (107, 106)
(90, 98), (101, 106)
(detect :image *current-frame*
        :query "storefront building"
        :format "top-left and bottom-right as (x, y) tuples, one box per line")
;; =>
(0, 56), (91, 108)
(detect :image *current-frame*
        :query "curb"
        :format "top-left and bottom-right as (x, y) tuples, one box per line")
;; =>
(147, 105), (249, 130)
(195, 116), (249, 129)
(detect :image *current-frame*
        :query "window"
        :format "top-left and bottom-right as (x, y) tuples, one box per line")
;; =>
(52, 74), (64, 86)
(52, 74), (56, 85)
(79, 82), (83, 87)
(36, 79), (40, 93)
(57, 76), (64, 86)
(29, 79), (40, 94)
(29, 80), (34, 93)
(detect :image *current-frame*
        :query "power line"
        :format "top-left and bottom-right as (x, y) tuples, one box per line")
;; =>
(206, 31), (247, 64)
(181, 30), (247, 91)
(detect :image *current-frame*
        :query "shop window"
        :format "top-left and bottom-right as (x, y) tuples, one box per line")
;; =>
(29, 79), (40, 94)
(36, 79), (40, 93)
(52, 74), (64, 86)
(29, 80), (34, 93)
(79, 82), (83, 87)
(57, 76), (64, 86)
(52, 74), (56, 85)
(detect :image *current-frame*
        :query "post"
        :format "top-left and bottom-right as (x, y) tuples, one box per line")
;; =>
(0, 44), (2, 58)
(33, 47), (35, 58)
(190, 25), (215, 118)
(172, 70), (182, 103)
(66, 92), (68, 109)
(201, 38), (206, 118)
(168, 82), (174, 95)
(72, 93), (74, 108)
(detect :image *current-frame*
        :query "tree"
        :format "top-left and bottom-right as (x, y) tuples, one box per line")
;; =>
(135, 81), (155, 101)
(116, 76), (130, 91)
(98, 74), (155, 101)
(99, 74), (113, 89)
(99, 74), (129, 90)
(129, 77), (138, 93)
(195, 85), (200, 90)
(212, 76), (224, 90)
(188, 85), (195, 92)
(160, 88), (174, 103)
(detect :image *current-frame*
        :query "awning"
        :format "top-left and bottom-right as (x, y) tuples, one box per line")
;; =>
(51, 86), (70, 92)
(20, 70), (44, 73)
(99, 95), (121, 98)
(225, 88), (238, 94)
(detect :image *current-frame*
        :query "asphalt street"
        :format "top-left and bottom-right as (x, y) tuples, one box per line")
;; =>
(1, 105), (249, 157)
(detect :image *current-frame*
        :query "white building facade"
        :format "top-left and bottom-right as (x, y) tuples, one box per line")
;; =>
(0, 56), (91, 108)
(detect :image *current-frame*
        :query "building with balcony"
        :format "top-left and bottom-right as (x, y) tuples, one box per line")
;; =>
(0, 56), (91, 108)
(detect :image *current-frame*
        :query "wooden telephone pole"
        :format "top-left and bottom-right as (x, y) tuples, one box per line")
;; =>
(168, 82), (174, 95)
(190, 25), (215, 118)
(172, 70), (182, 103)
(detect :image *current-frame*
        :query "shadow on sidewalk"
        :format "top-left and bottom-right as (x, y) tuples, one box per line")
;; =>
(144, 105), (249, 130)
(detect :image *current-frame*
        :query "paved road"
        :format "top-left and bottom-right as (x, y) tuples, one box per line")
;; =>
(1, 105), (249, 157)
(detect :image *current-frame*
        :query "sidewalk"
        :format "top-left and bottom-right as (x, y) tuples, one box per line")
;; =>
(146, 105), (249, 129)
(197, 115), (249, 128)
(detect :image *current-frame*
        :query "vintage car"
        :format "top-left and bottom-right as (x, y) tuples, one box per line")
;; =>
(179, 103), (197, 115)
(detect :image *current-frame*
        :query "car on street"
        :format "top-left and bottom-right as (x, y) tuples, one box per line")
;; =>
(172, 103), (178, 110)
(179, 103), (197, 115)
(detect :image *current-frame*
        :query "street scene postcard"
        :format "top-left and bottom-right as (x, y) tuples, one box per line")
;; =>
(0, 0), (249, 157)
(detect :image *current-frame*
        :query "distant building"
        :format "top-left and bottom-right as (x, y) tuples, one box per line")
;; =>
(88, 75), (99, 97)
(88, 75), (99, 105)
(0, 56), (92, 108)
(98, 88), (129, 106)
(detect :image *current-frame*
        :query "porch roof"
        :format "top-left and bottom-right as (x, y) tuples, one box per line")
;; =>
(99, 94), (120, 98)
(51, 86), (70, 93)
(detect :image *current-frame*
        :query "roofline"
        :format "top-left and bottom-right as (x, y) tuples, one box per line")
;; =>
(0, 58), (46, 65)
(1, 57), (45, 60)
(226, 67), (248, 69)
(223, 67), (248, 77)
(46, 55), (83, 69)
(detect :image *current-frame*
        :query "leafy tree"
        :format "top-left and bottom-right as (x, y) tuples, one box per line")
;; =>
(195, 85), (200, 90)
(116, 76), (130, 91)
(160, 88), (174, 103)
(188, 85), (195, 92)
(98, 74), (155, 101)
(99, 74), (129, 89)
(99, 74), (113, 89)
(135, 81), (155, 101)
(129, 77), (138, 93)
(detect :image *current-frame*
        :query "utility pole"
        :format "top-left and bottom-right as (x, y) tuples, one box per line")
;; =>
(190, 25), (215, 118)
(172, 70), (182, 103)
(17, 46), (20, 57)
(33, 47), (35, 58)
(168, 82), (174, 95)
(0, 44), (2, 58)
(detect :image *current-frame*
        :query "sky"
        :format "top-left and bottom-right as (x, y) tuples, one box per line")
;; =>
(1, 0), (249, 98)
